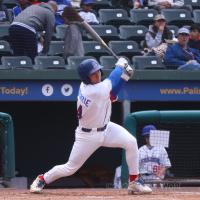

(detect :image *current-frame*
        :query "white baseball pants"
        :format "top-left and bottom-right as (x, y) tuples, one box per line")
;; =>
(44, 121), (139, 184)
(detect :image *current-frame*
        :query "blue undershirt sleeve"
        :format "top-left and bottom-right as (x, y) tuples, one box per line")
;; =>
(107, 66), (126, 96)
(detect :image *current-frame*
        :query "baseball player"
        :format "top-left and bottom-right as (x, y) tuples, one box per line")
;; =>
(139, 125), (171, 182)
(30, 58), (152, 194)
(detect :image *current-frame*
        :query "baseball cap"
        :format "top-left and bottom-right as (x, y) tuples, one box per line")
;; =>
(154, 14), (166, 21)
(177, 27), (190, 35)
(141, 125), (156, 136)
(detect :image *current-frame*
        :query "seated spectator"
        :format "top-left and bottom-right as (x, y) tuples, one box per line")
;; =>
(134, 0), (184, 10)
(79, 0), (99, 25)
(144, 14), (173, 58)
(139, 125), (171, 184)
(188, 24), (200, 51)
(164, 27), (200, 70)
(62, 7), (84, 58)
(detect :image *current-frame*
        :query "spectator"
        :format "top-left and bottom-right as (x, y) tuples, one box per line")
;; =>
(79, 0), (99, 25)
(9, 1), (57, 61)
(139, 125), (171, 184)
(164, 27), (200, 70)
(188, 24), (200, 51)
(62, 6), (84, 58)
(144, 14), (173, 58)
(133, 0), (184, 10)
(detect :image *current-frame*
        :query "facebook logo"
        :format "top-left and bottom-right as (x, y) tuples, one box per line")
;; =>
(42, 84), (54, 96)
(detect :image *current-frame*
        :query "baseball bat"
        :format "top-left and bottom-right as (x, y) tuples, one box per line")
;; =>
(80, 21), (119, 60)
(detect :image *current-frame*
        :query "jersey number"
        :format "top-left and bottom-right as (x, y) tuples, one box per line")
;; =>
(77, 105), (82, 119)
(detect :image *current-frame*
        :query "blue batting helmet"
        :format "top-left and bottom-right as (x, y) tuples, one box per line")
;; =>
(142, 125), (156, 136)
(78, 59), (103, 84)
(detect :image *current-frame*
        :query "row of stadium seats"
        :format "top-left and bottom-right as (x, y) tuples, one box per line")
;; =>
(0, 23), (180, 45)
(0, 40), (143, 60)
(0, 55), (165, 70)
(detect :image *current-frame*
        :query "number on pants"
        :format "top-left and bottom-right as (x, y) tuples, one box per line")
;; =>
(77, 105), (82, 119)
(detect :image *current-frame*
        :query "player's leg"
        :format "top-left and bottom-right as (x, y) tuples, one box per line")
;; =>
(103, 122), (152, 194)
(30, 130), (102, 193)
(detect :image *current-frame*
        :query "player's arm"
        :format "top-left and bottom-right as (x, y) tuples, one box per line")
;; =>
(108, 58), (134, 100)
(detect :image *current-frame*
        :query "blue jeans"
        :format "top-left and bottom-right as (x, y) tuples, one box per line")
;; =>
(178, 62), (200, 70)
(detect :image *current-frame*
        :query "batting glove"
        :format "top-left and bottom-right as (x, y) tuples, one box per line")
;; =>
(115, 57), (129, 69)
(121, 65), (134, 81)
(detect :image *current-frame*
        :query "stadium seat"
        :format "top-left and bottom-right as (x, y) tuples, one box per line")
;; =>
(35, 56), (66, 70)
(67, 56), (96, 69)
(100, 56), (130, 69)
(0, 40), (12, 61)
(98, 9), (131, 26)
(119, 25), (148, 42)
(193, 10), (200, 24)
(92, 0), (111, 10)
(55, 24), (68, 40)
(1, 56), (33, 69)
(132, 56), (165, 70)
(0, 24), (10, 40)
(130, 9), (158, 25)
(166, 25), (179, 37)
(83, 41), (109, 59)
(184, 0), (200, 9)
(2, 2), (18, 9)
(161, 9), (193, 27)
(86, 25), (119, 42)
(108, 41), (141, 59)
(48, 41), (65, 56)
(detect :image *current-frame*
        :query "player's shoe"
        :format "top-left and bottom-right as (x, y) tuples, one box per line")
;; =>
(30, 174), (46, 193)
(128, 179), (152, 195)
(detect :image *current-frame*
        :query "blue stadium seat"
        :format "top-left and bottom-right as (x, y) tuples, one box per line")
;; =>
(99, 9), (131, 26)
(161, 9), (193, 27)
(0, 24), (10, 40)
(86, 25), (119, 42)
(119, 25), (148, 42)
(83, 41), (109, 59)
(93, 0), (111, 10)
(48, 41), (65, 56)
(0, 40), (12, 61)
(166, 25), (179, 37)
(130, 9), (158, 25)
(193, 10), (200, 24)
(1, 56), (34, 69)
(67, 56), (96, 69)
(55, 24), (68, 40)
(108, 40), (141, 59)
(132, 56), (166, 70)
(100, 56), (130, 69)
(35, 56), (66, 69)
(184, 0), (200, 9)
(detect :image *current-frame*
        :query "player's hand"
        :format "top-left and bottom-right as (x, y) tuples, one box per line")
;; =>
(115, 57), (129, 69)
(121, 64), (134, 81)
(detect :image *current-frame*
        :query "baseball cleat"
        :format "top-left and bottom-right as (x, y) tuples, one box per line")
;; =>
(128, 179), (152, 195)
(30, 174), (46, 193)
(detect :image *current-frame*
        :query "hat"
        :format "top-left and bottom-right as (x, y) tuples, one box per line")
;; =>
(81, 0), (94, 5)
(141, 125), (156, 136)
(154, 14), (166, 21)
(177, 27), (190, 35)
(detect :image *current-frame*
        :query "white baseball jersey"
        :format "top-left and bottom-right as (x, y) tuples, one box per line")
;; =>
(77, 79), (112, 128)
(139, 145), (171, 177)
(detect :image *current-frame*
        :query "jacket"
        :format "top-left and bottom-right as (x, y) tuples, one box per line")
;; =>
(13, 3), (55, 54)
(164, 43), (200, 68)
(64, 23), (84, 58)
(145, 25), (173, 48)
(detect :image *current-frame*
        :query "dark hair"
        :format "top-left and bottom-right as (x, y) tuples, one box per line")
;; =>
(62, 7), (83, 22)
(190, 24), (200, 32)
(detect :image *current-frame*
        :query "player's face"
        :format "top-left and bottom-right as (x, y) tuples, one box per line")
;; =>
(89, 70), (101, 84)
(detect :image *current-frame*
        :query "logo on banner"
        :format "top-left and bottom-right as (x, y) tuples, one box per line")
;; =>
(61, 84), (73, 96)
(42, 84), (54, 96)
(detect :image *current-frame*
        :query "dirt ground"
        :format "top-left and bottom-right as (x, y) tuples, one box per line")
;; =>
(0, 187), (200, 200)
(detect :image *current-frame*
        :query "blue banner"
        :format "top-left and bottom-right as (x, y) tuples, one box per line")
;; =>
(0, 80), (200, 101)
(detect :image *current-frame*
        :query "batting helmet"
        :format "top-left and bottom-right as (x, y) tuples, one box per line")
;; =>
(142, 125), (156, 136)
(78, 59), (103, 84)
